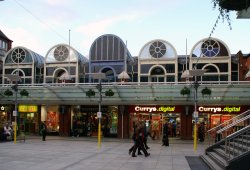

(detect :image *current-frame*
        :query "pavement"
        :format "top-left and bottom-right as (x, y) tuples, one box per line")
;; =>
(0, 136), (210, 170)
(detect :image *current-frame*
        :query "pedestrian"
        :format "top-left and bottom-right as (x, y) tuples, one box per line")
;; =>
(40, 121), (47, 141)
(131, 122), (150, 157)
(72, 118), (78, 137)
(143, 121), (150, 149)
(198, 122), (205, 142)
(136, 121), (150, 155)
(162, 122), (169, 146)
(129, 122), (137, 155)
(147, 120), (153, 139)
(172, 121), (176, 137)
(4, 123), (13, 140)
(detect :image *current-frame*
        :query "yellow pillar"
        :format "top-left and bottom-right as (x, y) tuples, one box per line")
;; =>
(194, 123), (197, 152)
(14, 121), (17, 144)
(98, 118), (101, 149)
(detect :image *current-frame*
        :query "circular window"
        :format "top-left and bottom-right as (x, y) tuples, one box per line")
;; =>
(201, 40), (220, 57)
(54, 45), (69, 61)
(11, 48), (26, 63)
(149, 41), (166, 58)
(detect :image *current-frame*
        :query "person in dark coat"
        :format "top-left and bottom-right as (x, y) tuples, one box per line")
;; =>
(162, 122), (169, 146)
(131, 122), (150, 157)
(40, 121), (47, 141)
(198, 122), (205, 142)
(129, 122), (137, 155)
(172, 121), (177, 137)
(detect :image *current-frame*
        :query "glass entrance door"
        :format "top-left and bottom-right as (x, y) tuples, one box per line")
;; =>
(129, 112), (181, 139)
(150, 113), (162, 140)
(151, 76), (165, 83)
(162, 113), (181, 137)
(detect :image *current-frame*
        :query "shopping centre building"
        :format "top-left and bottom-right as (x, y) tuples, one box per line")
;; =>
(1, 32), (250, 140)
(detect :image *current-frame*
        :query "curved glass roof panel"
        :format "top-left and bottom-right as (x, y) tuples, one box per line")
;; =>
(191, 37), (230, 58)
(45, 44), (88, 64)
(89, 34), (135, 64)
(139, 39), (177, 60)
(4, 46), (44, 68)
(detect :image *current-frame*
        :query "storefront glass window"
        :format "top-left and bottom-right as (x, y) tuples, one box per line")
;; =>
(41, 106), (60, 134)
(71, 106), (118, 137)
(0, 111), (8, 129)
(107, 106), (118, 136)
(46, 111), (59, 132)
(129, 110), (181, 139)
(18, 105), (39, 134)
(19, 112), (38, 134)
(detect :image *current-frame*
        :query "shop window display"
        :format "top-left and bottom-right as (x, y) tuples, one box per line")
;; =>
(109, 110), (118, 135)
(19, 112), (38, 134)
(0, 111), (8, 129)
(46, 111), (59, 133)
(162, 114), (181, 138)
(72, 113), (89, 137)
(151, 115), (161, 140)
(72, 106), (118, 137)
(0, 105), (12, 128)
(129, 112), (181, 139)
(0, 112), (7, 122)
(211, 114), (221, 128)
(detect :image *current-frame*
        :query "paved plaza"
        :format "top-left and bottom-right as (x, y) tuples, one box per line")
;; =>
(0, 136), (209, 170)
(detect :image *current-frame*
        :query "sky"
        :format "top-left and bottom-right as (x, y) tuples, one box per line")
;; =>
(0, 0), (249, 58)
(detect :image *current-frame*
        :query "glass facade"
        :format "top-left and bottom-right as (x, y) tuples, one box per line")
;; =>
(71, 106), (118, 137)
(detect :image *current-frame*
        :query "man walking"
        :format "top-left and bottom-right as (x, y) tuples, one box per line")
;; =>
(131, 122), (150, 157)
(40, 121), (47, 141)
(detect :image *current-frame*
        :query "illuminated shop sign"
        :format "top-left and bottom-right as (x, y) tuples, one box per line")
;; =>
(18, 105), (38, 112)
(1, 106), (5, 111)
(198, 106), (241, 113)
(134, 106), (175, 113)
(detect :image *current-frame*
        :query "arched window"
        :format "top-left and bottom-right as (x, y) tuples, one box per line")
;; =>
(150, 67), (165, 82)
(102, 67), (115, 82)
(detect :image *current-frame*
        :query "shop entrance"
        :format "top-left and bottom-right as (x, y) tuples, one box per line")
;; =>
(19, 112), (38, 134)
(72, 106), (118, 137)
(130, 112), (181, 139)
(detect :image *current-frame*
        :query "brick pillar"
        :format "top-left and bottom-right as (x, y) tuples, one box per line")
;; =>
(59, 105), (71, 136)
(118, 105), (129, 138)
(180, 106), (193, 140)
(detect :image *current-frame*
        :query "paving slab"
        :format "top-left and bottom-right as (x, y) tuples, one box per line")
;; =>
(0, 136), (209, 170)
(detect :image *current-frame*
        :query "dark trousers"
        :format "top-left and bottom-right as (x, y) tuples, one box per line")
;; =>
(172, 129), (176, 137)
(162, 135), (169, 146)
(131, 137), (148, 156)
(42, 132), (46, 141)
(143, 137), (149, 149)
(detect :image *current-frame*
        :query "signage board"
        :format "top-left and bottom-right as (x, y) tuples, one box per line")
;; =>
(97, 112), (102, 118)
(193, 111), (198, 118)
(18, 105), (38, 112)
(13, 111), (17, 116)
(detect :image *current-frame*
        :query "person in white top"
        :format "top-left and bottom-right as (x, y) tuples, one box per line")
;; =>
(4, 123), (13, 138)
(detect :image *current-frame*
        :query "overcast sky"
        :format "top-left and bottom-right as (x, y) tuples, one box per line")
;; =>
(1, 0), (249, 58)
